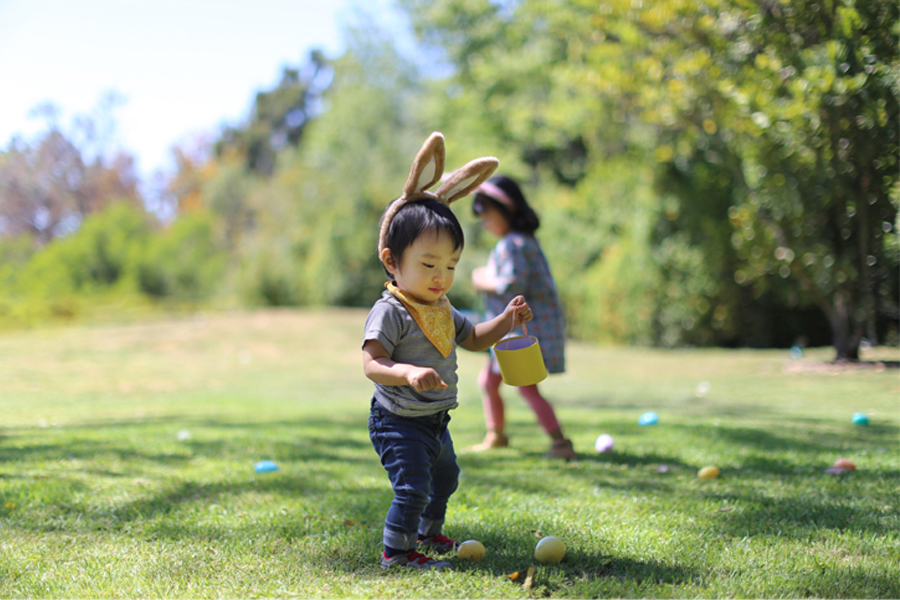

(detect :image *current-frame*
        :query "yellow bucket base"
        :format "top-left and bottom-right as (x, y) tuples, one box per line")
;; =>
(494, 335), (548, 387)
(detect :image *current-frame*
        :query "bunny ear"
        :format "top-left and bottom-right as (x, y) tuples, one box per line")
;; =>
(378, 132), (446, 257)
(435, 156), (499, 204)
(403, 132), (445, 197)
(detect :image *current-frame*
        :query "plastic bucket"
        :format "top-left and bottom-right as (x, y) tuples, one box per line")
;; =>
(494, 335), (548, 387)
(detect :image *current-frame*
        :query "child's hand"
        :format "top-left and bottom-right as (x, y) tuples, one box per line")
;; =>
(407, 366), (448, 392)
(506, 295), (533, 326)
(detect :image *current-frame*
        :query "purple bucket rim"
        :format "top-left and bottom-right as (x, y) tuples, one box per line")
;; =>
(495, 335), (539, 352)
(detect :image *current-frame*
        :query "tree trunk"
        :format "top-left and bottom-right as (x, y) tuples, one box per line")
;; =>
(831, 291), (860, 361)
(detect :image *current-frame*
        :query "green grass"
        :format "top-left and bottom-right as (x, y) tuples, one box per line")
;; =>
(1, 308), (898, 598)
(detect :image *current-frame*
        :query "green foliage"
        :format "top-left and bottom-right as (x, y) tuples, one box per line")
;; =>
(399, 0), (899, 355)
(589, 0), (898, 355)
(216, 51), (330, 175)
(237, 233), (307, 306)
(232, 26), (429, 308)
(10, 0), (896, 356)
(0, 203), (151, 325)
(0, 234), (36, 284)
(536, 161), (652, 344)
(201, 161), (258, 247)
(401, 0), (600, 185)
(136, 211), (227, 300)
(0, 204), (229, 326)
(13, 202), (151, 297)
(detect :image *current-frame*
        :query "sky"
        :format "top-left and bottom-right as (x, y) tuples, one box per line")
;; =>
(0, 0), (362, 179)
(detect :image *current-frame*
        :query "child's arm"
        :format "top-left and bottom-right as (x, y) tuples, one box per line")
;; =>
(363, 339), (448, 391)
(472, 266), (516, 293)
(459, 295), (533, 353)
(472, 266), (500, 292)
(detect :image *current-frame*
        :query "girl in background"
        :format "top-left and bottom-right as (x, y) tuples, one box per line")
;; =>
(470, 175), (576, 460)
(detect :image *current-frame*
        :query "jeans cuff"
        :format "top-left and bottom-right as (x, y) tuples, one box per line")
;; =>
(418, 516), (444, 538)
(383, 527), (417, 552)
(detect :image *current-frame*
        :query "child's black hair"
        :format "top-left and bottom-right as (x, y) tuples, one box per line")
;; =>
(381, 198), (465, 278)
(472, 175), (540, 234)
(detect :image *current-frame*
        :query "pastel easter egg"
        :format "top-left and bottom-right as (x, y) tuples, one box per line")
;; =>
(595, 434), (614, 453)
(457, 540), (486, 561)
(698, 466), (720, 479)
(638, 412), (658, 426)
(534, 536), (566, 564)
(255, 460), (279, 473)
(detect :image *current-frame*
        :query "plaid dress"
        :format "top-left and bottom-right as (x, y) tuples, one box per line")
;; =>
(481, 232), (565, 374)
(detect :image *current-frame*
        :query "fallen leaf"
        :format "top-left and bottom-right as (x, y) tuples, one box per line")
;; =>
(523, 565), (535, 590)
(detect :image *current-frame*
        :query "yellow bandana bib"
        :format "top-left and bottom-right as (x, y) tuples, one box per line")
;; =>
(386, 282), (455, 358)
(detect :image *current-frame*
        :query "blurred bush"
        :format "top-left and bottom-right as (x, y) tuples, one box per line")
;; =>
(0, 203), (227, 327)
(136, 211), (227, 300)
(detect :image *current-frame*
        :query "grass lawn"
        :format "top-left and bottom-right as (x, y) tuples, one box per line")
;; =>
(1, 308), (898, 598)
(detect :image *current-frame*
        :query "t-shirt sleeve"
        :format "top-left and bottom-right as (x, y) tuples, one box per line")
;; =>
(363, 299), (405, 356)
(452, 306), (474, 344)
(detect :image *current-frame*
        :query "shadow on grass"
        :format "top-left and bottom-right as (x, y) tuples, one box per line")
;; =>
(698, 482), (900, 539)
(487, 554), (701, 591)
(571, 554), (698, 586)
(0, 414), (373, 467)
(3, 410), (896, 572)
(375, 551), (700, 591)
(460, 416), (899, 544)
(555, 395), (790, 420)
(0, 413), (386, 539)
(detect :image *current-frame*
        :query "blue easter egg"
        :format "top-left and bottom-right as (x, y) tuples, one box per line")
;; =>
(255, 460), (279, 473)
(852, 413), (869, 426)
(639, 411), (658, 426)
(789, 346), (803, 360)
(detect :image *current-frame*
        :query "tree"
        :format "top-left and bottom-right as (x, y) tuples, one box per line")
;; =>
(401, 0), (602, 186)
(720, 0), (899, 358)
(597, 0), (899, 358)
(401, 0), (899, 357)
(0, 101), (142, 246)
(232, 26), (428, 307)
(216, 50), (331, 175)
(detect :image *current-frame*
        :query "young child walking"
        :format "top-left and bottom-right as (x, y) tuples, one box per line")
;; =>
(469, 175), (576, 460)
(362, 134), (534, 570)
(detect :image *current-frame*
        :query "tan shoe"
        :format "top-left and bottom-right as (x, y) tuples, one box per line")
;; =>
(544, 438), (577, 460)
(470, 431), (509, 451)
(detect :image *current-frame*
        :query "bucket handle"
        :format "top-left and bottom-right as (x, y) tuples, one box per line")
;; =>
(501, 308), (529, 351)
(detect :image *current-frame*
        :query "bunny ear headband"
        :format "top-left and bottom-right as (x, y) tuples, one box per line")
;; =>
(378, 132), (499, 258)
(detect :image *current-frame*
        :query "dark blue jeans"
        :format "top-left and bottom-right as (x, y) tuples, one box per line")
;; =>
(368, 398), (460, 552)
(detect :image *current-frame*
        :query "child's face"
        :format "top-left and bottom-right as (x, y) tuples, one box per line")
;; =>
(478, 204), (511, 237)
(385, 230), (461, 305)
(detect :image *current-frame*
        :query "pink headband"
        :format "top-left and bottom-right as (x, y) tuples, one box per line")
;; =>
(476, 181), (516, 211)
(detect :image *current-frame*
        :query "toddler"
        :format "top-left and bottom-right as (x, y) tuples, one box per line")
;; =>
(362, 133), (533, 570)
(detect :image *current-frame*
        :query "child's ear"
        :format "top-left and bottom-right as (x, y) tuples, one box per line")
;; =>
(380, 248), (398, 273)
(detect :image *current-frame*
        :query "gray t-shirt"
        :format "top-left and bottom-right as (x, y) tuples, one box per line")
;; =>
(363, 290), (474, 417)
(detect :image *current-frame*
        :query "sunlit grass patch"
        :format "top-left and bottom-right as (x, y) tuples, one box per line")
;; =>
(1, 309), (898, 598)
